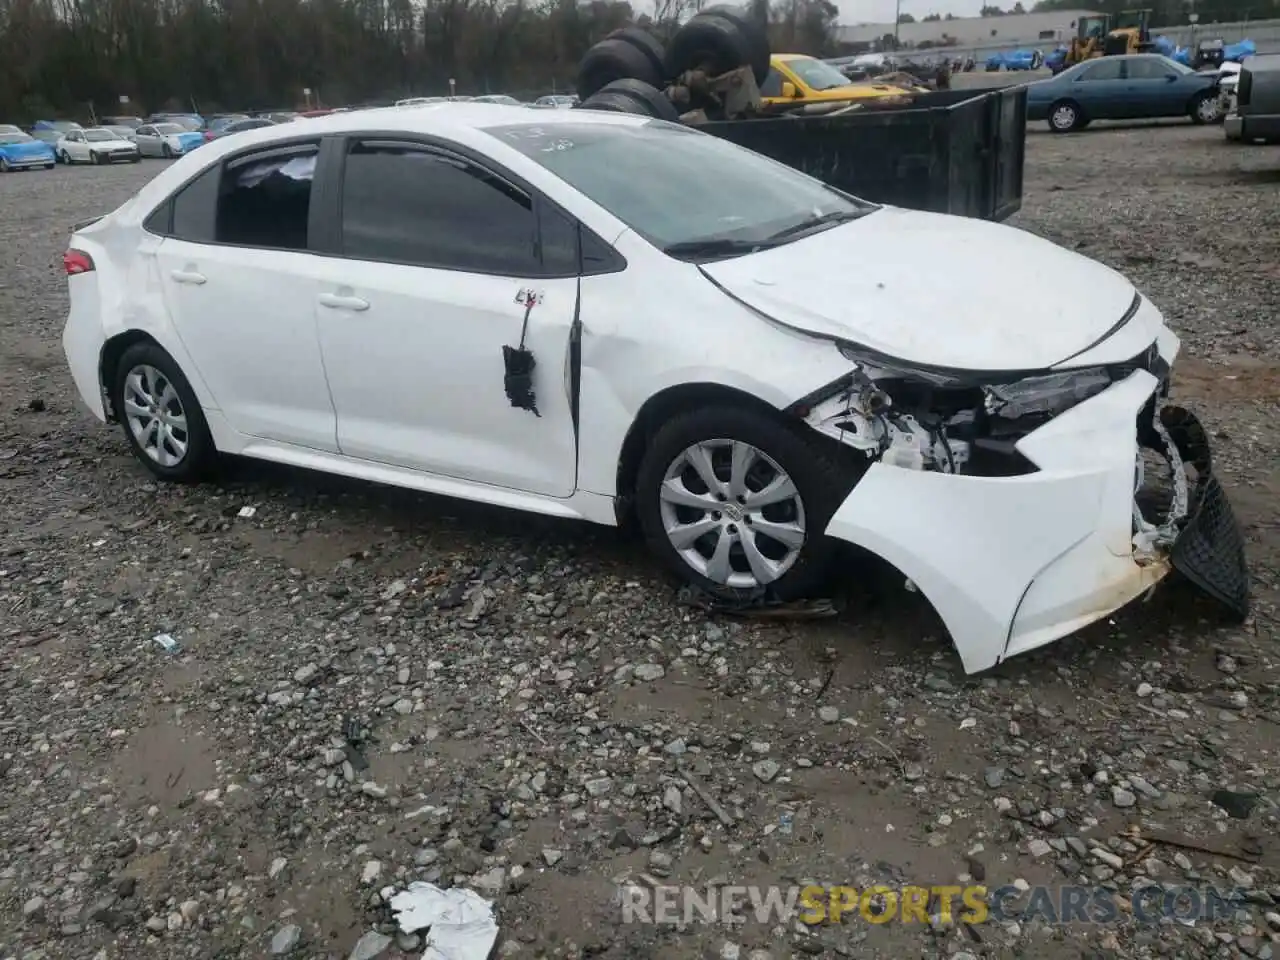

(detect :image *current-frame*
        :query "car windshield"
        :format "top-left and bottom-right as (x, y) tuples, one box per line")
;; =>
(785, 57), (853, 91)
(84, 129), (115, 141)
(213, 115), (248, 127)
(487, 120), (876, 257)
(154, 123), (184, 134)
(53, 121), (82, 132)
(0, 132), (33, 144)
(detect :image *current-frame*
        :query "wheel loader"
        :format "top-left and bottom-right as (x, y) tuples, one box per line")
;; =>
(1065, 10), (1156, 68)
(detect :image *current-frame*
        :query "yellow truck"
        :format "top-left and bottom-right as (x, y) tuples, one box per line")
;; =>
(761, 54), (924, 108)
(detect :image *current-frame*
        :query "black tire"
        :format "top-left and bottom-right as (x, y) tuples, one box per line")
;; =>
(577, 37), (664, 101)
(635, 405), (858, 603)
(0, 157), (9, 173)
(161, 143), (173, 159)
(58, 150), (69, 164)
(1188, 91), (1220, 125)
(44, 163), (55, 170)
(130, 156), (140, 163)
(112, 341), (217, 483)
(90, 151), (100, 165)
(665, 11), (754, 80)
(1048, 98), (1082, 132)
(608, 27), (667, 83)
(580, 79), (682, 122)
(700, 5), (771, 84)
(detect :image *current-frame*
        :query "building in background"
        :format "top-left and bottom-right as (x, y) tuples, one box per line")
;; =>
(836, 10), (1101, 50)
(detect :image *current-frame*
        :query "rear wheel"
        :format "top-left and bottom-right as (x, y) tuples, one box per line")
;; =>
(635, 406), (858, 602)
(112, 342), (217, 483)
(1048, 99), (1082, 132)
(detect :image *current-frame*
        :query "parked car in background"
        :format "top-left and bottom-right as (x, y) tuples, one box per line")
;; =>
(32, 120), (83, 135)
(135, 122), (206, 158)
(1026, 54), (1222, 132)
(30, 130), (64, 154)
(101, 115), (144, 129)
(532, 95), (578, 109)
(204, 117), (276, 140)
(257, 111), (299, 123)
(204, 114), (250, 133)
(0, 130), (57, 171)
(472, 94), (522, 105)
(1226, 53), (1280, 143)
(104, 125), (139, 143)
(56, 127), (141, 164)
(0, 123), (23, 135)
(146, 113), (204, 131)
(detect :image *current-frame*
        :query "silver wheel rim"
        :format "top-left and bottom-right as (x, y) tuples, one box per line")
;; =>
(1197, 98), (1219, 122)
(659, 439), (806, 589)
(123, 365), (189, 468)
(1052, 105), (1075, 129)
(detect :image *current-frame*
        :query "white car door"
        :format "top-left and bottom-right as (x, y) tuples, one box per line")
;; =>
(63, 132), (87, 162)
(313, 137), (579, 497)
(150, 140), (339, 452)
(135, 126), (159, 156)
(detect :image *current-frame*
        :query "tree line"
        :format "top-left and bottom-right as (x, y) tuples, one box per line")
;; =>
(0, 0), (838, 122)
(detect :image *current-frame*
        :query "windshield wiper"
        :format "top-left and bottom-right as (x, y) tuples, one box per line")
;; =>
(662, 237), (774, 260)
(765, 209), (867, 243)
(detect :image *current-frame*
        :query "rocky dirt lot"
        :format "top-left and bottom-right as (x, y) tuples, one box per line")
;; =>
(1, 123), (1278, 960)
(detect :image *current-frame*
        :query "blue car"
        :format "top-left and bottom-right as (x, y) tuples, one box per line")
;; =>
(986, 48), (1044, 71)
(0, 130), (57, 171)
(1025, 53), (1222, 132)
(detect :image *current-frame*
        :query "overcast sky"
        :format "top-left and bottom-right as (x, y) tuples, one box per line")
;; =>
(833, 0), (993, 23)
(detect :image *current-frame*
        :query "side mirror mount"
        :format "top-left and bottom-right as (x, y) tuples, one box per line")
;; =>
(781, 81), (799, 99)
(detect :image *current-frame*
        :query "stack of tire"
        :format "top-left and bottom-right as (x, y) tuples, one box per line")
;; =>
(575, 7), (771, 121)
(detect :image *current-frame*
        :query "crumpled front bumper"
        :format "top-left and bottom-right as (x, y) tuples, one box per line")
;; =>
(824, 369), (1249, 674)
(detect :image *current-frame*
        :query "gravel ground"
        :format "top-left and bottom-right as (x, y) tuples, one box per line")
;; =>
(1, 126), (1278, 960)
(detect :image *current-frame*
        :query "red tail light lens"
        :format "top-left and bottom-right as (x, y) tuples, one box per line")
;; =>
(63, 249), (95, 275)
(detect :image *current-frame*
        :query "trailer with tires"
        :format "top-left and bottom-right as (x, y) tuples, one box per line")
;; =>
(574, 7), (1027, 222)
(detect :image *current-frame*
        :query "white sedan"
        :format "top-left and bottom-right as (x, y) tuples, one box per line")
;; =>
(56, 127), (140, 164)
(59, 105), (1249, 673)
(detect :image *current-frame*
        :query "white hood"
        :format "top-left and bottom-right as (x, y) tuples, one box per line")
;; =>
(700, 207), (1141, 371)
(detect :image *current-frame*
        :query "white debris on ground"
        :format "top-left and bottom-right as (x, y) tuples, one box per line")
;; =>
(389, 882), (499, 960)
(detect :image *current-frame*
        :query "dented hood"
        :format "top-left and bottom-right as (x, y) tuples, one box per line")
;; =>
(699, 207), (1140, 371)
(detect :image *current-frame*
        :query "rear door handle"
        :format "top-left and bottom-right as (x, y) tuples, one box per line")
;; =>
(170, 270), (206, 285)
(318, 293), (370, 312)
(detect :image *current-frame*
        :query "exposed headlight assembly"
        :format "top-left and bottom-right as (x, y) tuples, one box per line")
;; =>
(983, 369), (1113, 420)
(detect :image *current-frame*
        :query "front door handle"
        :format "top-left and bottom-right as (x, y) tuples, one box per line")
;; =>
(318, 293), (370, 312)
(170, 269), (206, 285)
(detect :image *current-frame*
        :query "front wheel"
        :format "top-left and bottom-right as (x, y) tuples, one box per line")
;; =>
(90, 151), (100, 165)
(112, 342), (218, 483)
(635, 406), (858, 602)
(1190, 91), (1221, 125)
(161, 143), (173, 159)
(0, 157), (10, 173)
(58, 150), (69, 164)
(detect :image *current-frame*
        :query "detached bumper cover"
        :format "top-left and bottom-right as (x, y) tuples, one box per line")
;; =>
(824, 372), (1249, 674)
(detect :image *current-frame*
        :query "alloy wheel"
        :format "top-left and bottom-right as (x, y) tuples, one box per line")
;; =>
(1051, 104), (1076, 130)
(1197, 97), (1220, 122)
(658, 438), (807, 589)
(123, 364), (189, 468)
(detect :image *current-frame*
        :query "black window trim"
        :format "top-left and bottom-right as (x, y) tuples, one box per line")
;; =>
(140, 135), (326, 252)
(313, 130), (624, 279)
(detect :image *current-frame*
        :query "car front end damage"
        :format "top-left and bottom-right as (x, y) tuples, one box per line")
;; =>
(795, 316), (1249, 674)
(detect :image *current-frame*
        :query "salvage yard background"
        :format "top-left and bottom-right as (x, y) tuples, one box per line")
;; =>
(1, 123), (1279, 959)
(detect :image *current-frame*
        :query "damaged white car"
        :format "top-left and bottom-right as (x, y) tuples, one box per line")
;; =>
(60, 105), (1249, 673)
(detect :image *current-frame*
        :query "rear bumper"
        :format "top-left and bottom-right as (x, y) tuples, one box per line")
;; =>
(62, 276), (107, 421)
(824, 368), (1248, 674)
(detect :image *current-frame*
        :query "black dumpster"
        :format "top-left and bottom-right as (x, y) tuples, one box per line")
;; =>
(699, 84), (1028, 222)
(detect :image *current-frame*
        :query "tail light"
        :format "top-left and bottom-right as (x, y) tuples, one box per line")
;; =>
(203, 131), (215, 141)
(63, 249), (95, 275)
